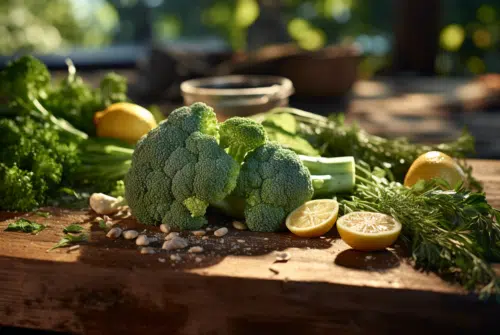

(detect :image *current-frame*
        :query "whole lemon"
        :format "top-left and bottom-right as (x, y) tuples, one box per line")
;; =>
(95, 102), (157, 144)
(404, 151), (466, 188)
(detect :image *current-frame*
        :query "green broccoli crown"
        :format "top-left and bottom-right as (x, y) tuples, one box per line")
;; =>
(236, 142), (314, 232)
(219, 117), (267, 163)
(125, 102), (240, 231)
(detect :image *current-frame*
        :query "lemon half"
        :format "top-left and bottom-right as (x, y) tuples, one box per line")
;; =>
(286, 199), (339, 238)
(95, 102), (157, 144)
(404, 151), (466, 188)
(337, 212), (401, 251)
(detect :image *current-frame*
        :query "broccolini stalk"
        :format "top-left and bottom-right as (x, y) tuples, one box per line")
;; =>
(299, 155), (356, 197)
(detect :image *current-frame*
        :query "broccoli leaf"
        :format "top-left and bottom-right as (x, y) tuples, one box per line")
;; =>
(63, 224), (84, 234)
(48, 233), (87, 251)
(5, 218), (46, 234)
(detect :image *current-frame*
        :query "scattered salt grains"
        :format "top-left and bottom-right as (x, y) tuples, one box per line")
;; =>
(162, 237), (188, 251)
(195, 257), (202, 263)
(140, 247), (156, 255)
(263, 238), (269, 241)
(275, 252), (291, 262)
(170, 254), (181, 262)
(214, 227), (228, 237)
(219, 238), (225, 244)
(237, 239), (245, 243)
(158, 258), (166, 263)
(244, 247), (251, 251)
(192, 230), (206, 236)
(165, 232), (179, 240)
(136, 234), (149, 246)
(188, 246), (203, 253)
(232, 221), (247, 230)
(160, 224), (170, 233)
(122, 230), (139, 240)
(106, 227), (122, 239)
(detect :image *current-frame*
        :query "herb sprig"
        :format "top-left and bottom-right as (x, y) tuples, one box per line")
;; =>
(340, 162), (500, 300)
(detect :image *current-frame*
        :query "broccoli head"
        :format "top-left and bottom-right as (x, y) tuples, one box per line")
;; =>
(235, 142), (314, 232)
(125, 102), (240, 231)
(219, 117), (267, 163)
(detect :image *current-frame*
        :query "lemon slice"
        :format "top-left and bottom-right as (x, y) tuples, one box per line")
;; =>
(337, 212), (401, 251)
(286, 199), (339, 238)
(404, 151), (466, 188)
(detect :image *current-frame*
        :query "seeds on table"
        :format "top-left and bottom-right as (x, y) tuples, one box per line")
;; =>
(232, 221), (247, 230)
(123, 230), (139, 240)
(192, 230), (206, 236)
(165, 232), (179, 240)
(188, 246), (203, 253)
(106, 227), (122, 239)
(140, 247), (156, 255)
(162, 237), (188, 251)
(136, 234), (149, 246)
(160, 224), (170, 233)
(214, 227), (228, 237)
(275, 252), (291, 262)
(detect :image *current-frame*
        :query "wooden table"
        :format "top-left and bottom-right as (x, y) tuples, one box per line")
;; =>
(1, 160), (499, 335)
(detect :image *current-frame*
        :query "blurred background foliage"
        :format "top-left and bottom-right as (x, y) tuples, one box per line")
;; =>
(1, 0), (499, 77)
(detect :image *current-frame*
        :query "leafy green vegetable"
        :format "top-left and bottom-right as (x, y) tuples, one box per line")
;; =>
(0, 55), (132, 211)
(255, 108), (479, 189)
(5, 218), (46, 234)
(340, 162), (500, 300)
(48, 233), (88, 251)
(35, 211), (51, 218)
(63, 224), (84, 234)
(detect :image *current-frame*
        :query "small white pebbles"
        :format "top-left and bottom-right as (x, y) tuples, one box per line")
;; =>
(164, 232), (179, 240)
(106, 227), (122, 239)
(160, 224), (170, 233)
(136, 234), (149, 246)
(162, 237), (188, 251)
(232, 221), (247, 230)
(140, 247), (156, 255)
(192, 230), (206, 236)
(122, 230), (139, 240)
(214, 227), (228, 237)
(188, 246), (203, 253)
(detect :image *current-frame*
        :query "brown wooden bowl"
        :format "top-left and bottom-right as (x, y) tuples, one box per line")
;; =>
(278, 45), (361, 97)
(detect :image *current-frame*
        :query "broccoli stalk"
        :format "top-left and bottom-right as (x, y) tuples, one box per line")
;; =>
(299, 155), (355, 196)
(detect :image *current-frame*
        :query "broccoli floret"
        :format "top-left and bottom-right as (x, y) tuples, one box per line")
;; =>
(212, 142), (356, 232)
(125, 102), (240, 231)
(219, 117), (267, 163)
(235, 142), (314, 232)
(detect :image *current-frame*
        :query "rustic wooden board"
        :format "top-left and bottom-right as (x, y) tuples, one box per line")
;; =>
(0, 160), (499, 335)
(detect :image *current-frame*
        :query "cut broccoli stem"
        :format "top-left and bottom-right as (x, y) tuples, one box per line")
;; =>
(299, 155), (356, 196)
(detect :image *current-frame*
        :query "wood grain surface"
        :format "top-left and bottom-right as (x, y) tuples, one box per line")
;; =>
(0, 160), (499, 335)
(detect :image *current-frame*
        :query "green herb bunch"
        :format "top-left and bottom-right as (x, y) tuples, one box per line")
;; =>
(340, 162), (500, 300)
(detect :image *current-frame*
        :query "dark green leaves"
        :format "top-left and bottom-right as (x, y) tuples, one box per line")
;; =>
(48, 233), (88, 251)
(63, 224), (84, 234)
(5, 218), (46, 234)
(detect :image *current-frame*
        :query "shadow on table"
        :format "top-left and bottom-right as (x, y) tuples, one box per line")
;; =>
(76, 210), (334, 271)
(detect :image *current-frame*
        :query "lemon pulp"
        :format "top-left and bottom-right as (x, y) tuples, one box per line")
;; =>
(336, 211), (401, 251)
(286, 199), (339, 238)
